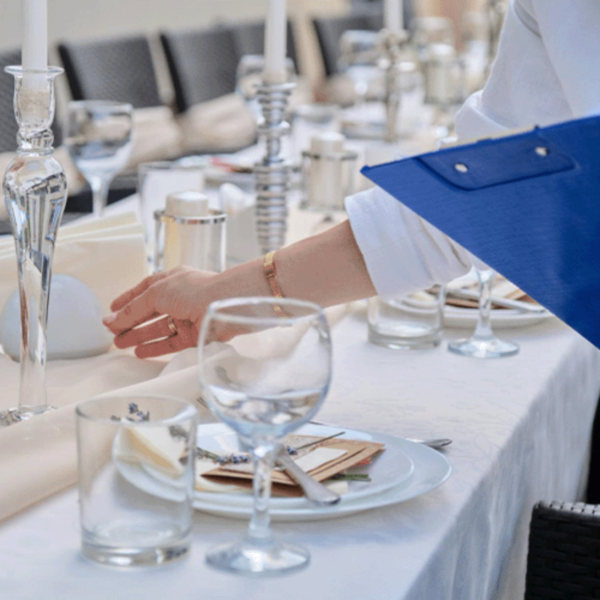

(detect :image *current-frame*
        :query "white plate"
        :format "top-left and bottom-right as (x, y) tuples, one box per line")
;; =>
(193, 424), (451, 522)
(194, 423), (414, 508)
(444, 305), (554, 329)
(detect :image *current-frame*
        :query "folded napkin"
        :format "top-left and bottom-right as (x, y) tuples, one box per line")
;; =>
(0, 211), (148, 315)
(177, 94), (257, 153)
(0, 302), (354, 522)
(127, 106), (184, 168)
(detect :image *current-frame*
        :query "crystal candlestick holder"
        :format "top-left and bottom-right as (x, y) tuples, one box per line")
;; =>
(379, 29), (409, 144)
(253, 81), (295, 254)
(0, 67), (68, 427)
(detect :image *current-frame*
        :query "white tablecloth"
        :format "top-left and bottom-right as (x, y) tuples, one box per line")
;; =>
(1, 310), (599, 600)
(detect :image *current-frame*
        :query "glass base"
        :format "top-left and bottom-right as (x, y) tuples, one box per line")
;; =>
(448, 336), (519, 359)
(206, 540), (310, 577)
(0, 404), (55, 427)
(81, 539), (190, 568)
(368, 327), (441, 350)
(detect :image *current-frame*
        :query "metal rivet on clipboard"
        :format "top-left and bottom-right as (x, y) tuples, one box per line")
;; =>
(454, 163), (469, 173)
(535, 146), (549, 156)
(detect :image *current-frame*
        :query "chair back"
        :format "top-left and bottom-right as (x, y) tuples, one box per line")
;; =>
(525, 501), (600, 598)
(313, 13), (382, 77)
(229, 20), (298, 72)
(58, 34), (162, 108)
(160, 27), (239, 114)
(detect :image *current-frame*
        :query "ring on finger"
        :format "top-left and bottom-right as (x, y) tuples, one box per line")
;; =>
(167, 315), (178, 337)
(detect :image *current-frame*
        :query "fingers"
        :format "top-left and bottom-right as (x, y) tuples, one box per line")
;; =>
(134, 320), (197, 358)
(109, 267), (188, 312)
(104, 287), (159, 334)
(114, 315), (173, 349)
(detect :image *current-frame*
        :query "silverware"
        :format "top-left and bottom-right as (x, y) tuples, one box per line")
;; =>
(276, 451), (341, 506)
(446, 288), (546, 313)
(406, 437), (452, 450)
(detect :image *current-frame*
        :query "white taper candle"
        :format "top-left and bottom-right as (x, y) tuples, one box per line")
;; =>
(384, 0), (404, 34)
(263, 0), (287, 85)
(22, 0), (47, 71)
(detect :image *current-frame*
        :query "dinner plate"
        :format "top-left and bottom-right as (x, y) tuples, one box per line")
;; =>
(193, 424), (451, 522)
(444, 305), (554, 329)
(194, 423), (414, 508)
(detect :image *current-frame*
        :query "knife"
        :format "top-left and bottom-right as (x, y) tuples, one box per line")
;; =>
(446, 288), (547, 313)
(277, 452), (341, 506)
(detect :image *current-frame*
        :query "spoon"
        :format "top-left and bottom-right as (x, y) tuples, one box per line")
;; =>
(406, 437), (452, 450)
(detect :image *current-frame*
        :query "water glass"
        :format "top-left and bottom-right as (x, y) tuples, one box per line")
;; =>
(138, 161), (205, 241)
(66, 101), (133, 218)
(448, 269), (519, 359)
(198, 297), (332, 576)
(76, 395), (198, 567)
(368, 286), (446, 350)
(338, 30), (381, 107)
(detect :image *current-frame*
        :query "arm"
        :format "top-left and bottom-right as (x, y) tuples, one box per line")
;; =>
(103, 187), (472, 358)
(103, 219), (376, 358)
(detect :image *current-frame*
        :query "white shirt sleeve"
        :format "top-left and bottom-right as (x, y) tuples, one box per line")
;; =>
(347, 0), (600, 298)
(345, 187), (472, 300)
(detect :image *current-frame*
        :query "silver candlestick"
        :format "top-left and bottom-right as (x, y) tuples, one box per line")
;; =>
(380, 29), (408, 144)
(0, 67), (68, 427)
(253, 81), (295, 255)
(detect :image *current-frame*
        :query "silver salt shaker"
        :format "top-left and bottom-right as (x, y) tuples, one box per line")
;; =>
(154, 191), (227, 273)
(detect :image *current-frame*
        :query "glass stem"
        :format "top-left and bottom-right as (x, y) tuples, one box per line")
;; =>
(246, 443), (277, 546)
(90, 176), (110, 218)
(473, 269), (496, 341)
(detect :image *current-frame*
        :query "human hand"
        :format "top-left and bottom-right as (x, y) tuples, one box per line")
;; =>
(103, 266), (216, 358)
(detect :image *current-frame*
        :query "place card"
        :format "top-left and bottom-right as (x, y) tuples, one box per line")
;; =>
(200, 434), (385, 497)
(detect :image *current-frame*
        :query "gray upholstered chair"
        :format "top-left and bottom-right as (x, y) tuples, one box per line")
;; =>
(58, 34), (162, 108)
(313, 13), (383, 78)
(160, 27), (239, 114)
(229, 20), (298, 72)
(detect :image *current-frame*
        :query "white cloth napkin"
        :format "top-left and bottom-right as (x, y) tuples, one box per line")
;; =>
(177, 94), (257, 153)
(0, 212), (148, 315)
(0, 303), (353, 522)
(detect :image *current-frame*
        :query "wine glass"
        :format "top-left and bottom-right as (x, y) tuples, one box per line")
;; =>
(236, 54), (296, 120)
(198, 297), (332, 576)
(66, 101), (133, 218)
(448, 268), (519, 358)
(338, 30), (381, 108)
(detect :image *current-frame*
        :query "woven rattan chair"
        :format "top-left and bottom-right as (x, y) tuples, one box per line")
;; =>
(160, 26), (239, 114)
(229, 19), (298, 72)
(58, 34), (162, 108)
(525, 501), (600, 599)
(313, 12), (383, 77)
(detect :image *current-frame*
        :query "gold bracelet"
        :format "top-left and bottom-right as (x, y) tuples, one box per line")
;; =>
(263, 251), (287, 316)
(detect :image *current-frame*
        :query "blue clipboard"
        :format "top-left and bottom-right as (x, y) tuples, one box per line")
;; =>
(362, 115), (600, 349)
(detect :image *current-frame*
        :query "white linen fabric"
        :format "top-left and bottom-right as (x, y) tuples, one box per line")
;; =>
(347, 0), (600, 299)
(0, 315), (598, 600)
(0, 212), (148, 315)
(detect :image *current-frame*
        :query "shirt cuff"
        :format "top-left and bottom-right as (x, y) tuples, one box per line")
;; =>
(345, 186), (472, 300)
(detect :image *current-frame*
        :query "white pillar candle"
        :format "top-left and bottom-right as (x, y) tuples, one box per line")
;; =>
(384, 0), (404, 34)
(22, 0), (47, 71)
(263, 0), (287, 85)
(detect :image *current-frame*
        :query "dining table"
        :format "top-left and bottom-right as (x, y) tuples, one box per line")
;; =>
(0, 208), (599, 600)
(1, 134), (600, 600)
